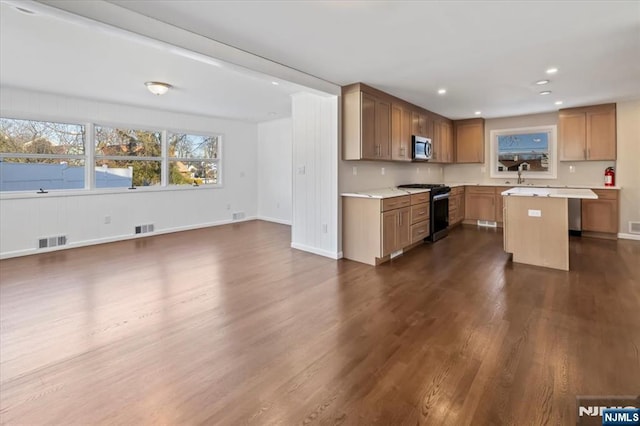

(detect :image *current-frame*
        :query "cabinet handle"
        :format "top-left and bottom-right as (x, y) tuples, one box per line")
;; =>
(587, 148), (590, 158)
(583, 148), (586, 159)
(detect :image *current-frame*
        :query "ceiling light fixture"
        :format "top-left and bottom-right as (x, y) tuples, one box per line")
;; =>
(474, 111), (481, 115)
(536, 79), (550, 85)
(15, 6), (35, 14)
(539, 91), (552, 95)
(438, 89), (447, 95)
(555, 101), (564, 105)
(144, 81), (172, 96)
(546, 67), (558, 74)
(271, 81), (279, 86)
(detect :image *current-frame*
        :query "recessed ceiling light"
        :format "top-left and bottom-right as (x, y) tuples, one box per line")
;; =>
(268, 112), (278, 116)
(438, 89), (447, 95)
(555, 101), (563, 105)
(474, 111), (481, 115)
(271, 81), (279, 86)
(546, 68), (558, 74)
(539, 91), (552, 95)
(536, 80), (550, 85)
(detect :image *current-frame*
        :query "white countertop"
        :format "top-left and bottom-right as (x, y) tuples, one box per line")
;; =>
(446, 182), (621, 190)
(501, 187), (598, 199)
(341, 187), (430, 199)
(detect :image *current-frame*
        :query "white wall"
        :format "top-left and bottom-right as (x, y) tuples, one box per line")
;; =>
(257, 118), (292, 225)
(616, 100), (640, 239)
(444, 112), (615, 187)
(291, 93), (339, 259)
(0, 87), (258, 258)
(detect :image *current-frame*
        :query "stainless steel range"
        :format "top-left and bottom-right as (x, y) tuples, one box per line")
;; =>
(397, 184), (451, 242)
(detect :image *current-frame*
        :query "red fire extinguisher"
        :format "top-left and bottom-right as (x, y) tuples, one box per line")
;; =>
(604, 167), (615, 187)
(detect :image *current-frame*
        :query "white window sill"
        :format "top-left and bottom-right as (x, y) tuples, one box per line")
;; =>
(0, 184), (224, 200)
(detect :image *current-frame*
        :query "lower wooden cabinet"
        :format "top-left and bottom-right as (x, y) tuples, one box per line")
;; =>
(494, 186), (511, 223)
(448, 186), (465, 227)
(465, 186), (496, 221)
(343, 193), (429, 265)
(382, 207), (411, 256)
(582, 189), (619, 234)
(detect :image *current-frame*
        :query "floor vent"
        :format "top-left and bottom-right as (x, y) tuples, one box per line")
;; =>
(38, 235), (67, 249)
(630, 221), (640, 235)
(477, 220), (497, 228)
(232, 212), (245, 221)
(135, 224), (155, 234)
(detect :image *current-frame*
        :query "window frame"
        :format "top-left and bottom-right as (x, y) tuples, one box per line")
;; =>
(489, 125), (558, 180)
(0, 117), (88, 192)
(166, 131), (222, 187)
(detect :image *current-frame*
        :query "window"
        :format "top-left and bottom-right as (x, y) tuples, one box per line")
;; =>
(0, 117), (223, 192)
(168, 133), (220, 185)
(95, 126), (162, 188)
(489, 125), (557, 180)
(0, 118), (85, 191)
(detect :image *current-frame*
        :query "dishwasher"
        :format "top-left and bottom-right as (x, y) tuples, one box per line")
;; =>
(568, 198), (581, 236)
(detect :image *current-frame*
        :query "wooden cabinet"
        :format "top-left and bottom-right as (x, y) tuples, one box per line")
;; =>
(432, 119), (453, 163)
(382, 207), (411, 256)
(409, 192), (430, 243)
(582, 189), (619, 234)
(391, 104), (412, 162)
(454, 118), (485, 163)
(412, 111), (430, 138)
(343, 84), (391, 160)
(494, 186), (511, 223)
(465, 186), (496, 221)
(343, 194), (421, 265)
(559, 103), (616, 161)
(448, 186), (465, 227)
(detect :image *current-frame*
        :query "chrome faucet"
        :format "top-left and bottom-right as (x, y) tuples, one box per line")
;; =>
(517, 169), (525, 184)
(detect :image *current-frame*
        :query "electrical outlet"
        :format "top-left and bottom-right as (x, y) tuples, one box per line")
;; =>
(322, 224), (328, 233)
(481, 166), (486, 173)
(381, 167), (385, 175)
(569, 165), (576, 173)
(277, 202), (280, 209)
(104, 215), (111, 224)
(416, 167), (420, 174)
(226, 204), (231, 210)
(352, 166), (357, 176)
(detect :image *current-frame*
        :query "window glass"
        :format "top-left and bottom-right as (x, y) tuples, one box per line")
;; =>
(168, 133), (219, 159)
(95, 126), (161, 157)
(0, 118), (85, 191)
(95, 160), (161, 188)
(169, 160), (218, 185)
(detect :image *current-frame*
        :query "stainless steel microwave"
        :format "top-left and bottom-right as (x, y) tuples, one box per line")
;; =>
(412, 135), (432, 161)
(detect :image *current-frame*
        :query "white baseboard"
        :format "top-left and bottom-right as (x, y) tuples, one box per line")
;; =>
(290, 242), (341, 260)
(256, 215), (292, 226)
(618, 233), (640, 241)
(0, 216), (258, 260)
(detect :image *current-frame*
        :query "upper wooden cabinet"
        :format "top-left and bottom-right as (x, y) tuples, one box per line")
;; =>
(432, 119), (453, 163)
(559, 103), (616, 161)
(454, 118), (485, 163)
(343, 84), (391, 160)
(391, 104), (412, 162)
(412, 111), (431, 138)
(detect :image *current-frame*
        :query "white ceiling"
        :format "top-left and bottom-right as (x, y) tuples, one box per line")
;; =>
(2, 1), (640, 121)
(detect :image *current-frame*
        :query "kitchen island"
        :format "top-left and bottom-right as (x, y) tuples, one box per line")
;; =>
(502, 187), (597, 271)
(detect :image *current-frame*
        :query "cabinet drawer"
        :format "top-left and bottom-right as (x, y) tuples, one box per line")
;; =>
(591, 189), (618, 200)
(410, 192), (430, 205)
(411, 221), (430, 243)
(382, 195), (411, 212)
(466, 186), (495, 195)
(410, 203), (430, 224)
(450, 186), (465, 196)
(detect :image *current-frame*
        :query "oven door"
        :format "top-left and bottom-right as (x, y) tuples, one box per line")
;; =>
(431, 193), (449, 241)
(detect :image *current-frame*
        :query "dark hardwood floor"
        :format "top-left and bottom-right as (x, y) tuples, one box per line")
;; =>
(0, 221), (638, 425)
